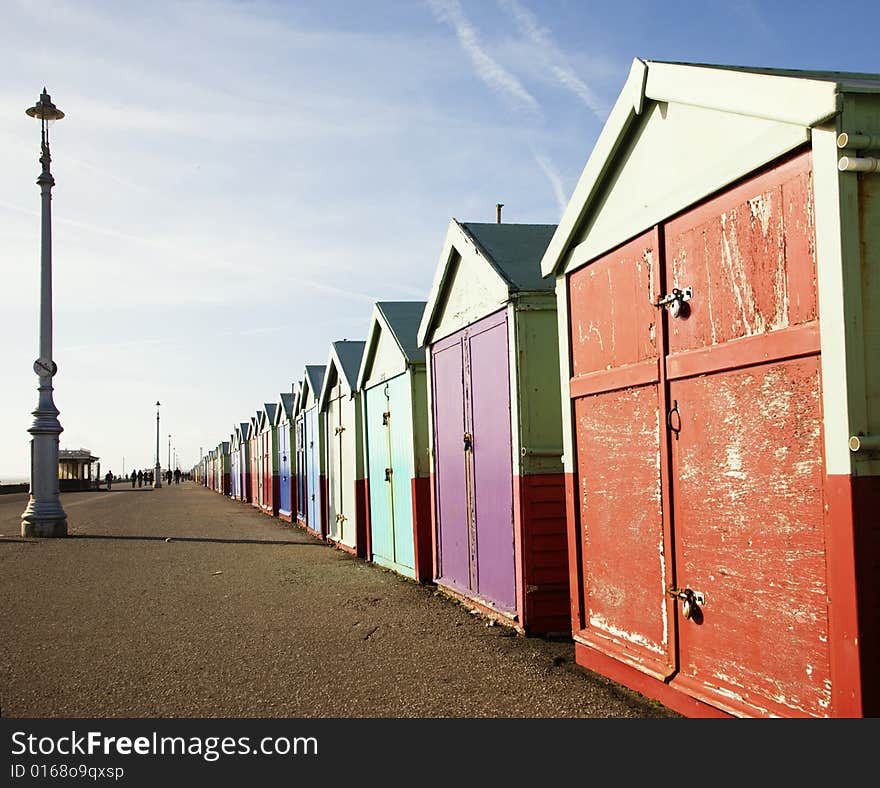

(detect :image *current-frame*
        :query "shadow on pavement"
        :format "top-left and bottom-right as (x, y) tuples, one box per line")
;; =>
(66, 534), (321, 546)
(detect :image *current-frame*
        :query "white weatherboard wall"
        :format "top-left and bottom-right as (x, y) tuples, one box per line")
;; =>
(425, 230), (509, 345)
(364, 324), (408, 390)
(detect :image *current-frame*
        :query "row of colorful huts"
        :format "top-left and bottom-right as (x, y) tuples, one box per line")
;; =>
(193, 61), (880, 718)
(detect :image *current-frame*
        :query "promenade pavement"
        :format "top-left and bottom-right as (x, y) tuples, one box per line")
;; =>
(0, 483), (678, 718)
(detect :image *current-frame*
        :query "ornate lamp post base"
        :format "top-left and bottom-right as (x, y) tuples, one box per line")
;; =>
(21, 509), (67, 537)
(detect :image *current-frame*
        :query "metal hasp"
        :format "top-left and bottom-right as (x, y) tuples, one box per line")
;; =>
(656, 286), (693, 319)
(21, 88), (67, 537)
(667, 586), (706, 620)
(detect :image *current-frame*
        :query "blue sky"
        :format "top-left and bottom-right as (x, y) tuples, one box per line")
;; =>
(1, 0), (876, 480)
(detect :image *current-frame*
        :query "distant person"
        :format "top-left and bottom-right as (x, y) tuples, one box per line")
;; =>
(130, 470), (136, 488)
(105, 471), (113, 490)
(174, 468), (180, 485)
(137, 469), (143, 488)
(166, 469), (173, 486)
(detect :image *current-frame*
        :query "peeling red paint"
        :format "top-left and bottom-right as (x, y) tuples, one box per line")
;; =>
(565, 150), (851, 717)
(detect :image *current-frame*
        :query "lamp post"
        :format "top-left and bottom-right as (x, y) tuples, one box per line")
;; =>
(167, 434), (171, 477)
(154, 401), (162, 488)
(21, 88), (67, 538)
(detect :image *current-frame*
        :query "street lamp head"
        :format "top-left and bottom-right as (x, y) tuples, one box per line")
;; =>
(26, 88), (64, 125)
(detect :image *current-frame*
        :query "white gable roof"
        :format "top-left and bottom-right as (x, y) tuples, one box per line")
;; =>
(541, 59), (880, 277)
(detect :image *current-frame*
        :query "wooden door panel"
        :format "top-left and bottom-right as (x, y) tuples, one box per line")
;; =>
(366, 388), (394, 564)
(432, 340), (470, 592)
(665, 152), (817, 357)
(670, 357), (830, 717)
(388, 374), (416, 571)
(569, 234), (659, 378)
(574, 386), (673, 678)
(468, 316), (516, 613)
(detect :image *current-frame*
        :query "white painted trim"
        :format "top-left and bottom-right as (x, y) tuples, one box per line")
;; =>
(813, 124), (858, 477)
(645, 61), (840, 128)
(540, 58), (648, 278)
(554, 277), (574, 475)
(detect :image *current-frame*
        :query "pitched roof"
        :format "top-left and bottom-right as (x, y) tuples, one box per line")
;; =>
(459, 222), (557, 291)
(540, 58), (880, 277)
(418, 219), (557, 346)
(376, 301), (427, 363)
(304, 365), (326, 400)
(333, 341), (366, 391)
(263, 403), (277, 425)
(280, 392), (294, 418)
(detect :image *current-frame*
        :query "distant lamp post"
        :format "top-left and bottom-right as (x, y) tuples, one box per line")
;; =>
(154, 401), (162, 488)
(167, 434), (171, 478)
(21, 88), (67, 538)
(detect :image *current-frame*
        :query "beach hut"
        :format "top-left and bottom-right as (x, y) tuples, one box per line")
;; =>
(230, 429), (241, 500)
(356, 301), (432, 581)
(207, 449), (215, 491)
(539, 59), (880, 717)
(275, 391), (296, 522)
(295, 366), (327, 537)
(259, 403), (278, 516)
(318, 341), (367, 557)
(417, 219), (569, 635)
(235, 422), (251, 502)
(219, 441), (230, 496)
(248, 414), (261, 509)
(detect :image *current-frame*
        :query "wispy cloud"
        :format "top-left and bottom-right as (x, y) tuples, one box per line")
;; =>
(497, 0), (606, 120)
(533, 152), (568, 215)
(427, 0), (540, 115)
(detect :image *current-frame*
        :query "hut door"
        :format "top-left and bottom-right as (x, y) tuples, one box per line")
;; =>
(663, 152), (829, 717)
(296, 418), (307, 519)
(433, 310), (515, 613)
(433, 338), (471, 593)
(569, 151), (829, 716)
(306, 408), (319, 530)
(466, 313), (516, 612)
(256, 434), (264, 505)
(328, 385), (350, 544)
(279, 425), (291, 514)
(367, 385), (395, 564)
(388, 375), (415, 571)
(568, 230), (675, 679)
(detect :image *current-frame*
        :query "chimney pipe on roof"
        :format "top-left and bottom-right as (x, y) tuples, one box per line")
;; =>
(496, 203), (503, 224)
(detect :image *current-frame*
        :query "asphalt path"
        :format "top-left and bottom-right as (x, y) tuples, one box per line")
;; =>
(0, 484), (678, 718)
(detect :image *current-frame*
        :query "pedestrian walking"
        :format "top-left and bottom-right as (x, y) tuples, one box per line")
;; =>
(137, 469), (143, 487)
(174, 468), (180, 485)
(105, 471), (113, 490)
(130, 470), (136, 488)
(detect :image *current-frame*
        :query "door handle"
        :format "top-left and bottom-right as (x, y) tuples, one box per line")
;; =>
(463, 432), (473, 452)
(384, 467), (392, 482)
(667, 400), (682, 440)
